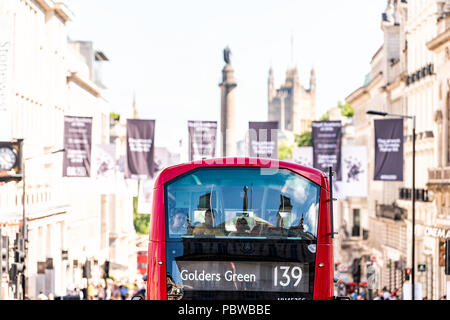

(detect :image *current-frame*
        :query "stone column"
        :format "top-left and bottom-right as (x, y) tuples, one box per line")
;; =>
(434, 109), (443, 168)
(219, 63), (237, 157)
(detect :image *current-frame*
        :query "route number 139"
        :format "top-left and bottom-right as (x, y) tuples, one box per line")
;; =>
(273, 266), (303, 287)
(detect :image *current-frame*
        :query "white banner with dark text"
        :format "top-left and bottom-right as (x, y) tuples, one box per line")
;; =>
(290, 145), (367, 199)
(92, 144), (116, 193)
(188, 121), (217, 161)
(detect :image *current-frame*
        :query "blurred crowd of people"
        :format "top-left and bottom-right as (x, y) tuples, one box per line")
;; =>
(34, 277), (146, 300)
(74, 279), (145, 300)
(337, 284), (402, 300)
(372, 287), (401, 300)
(336, 281), (448, 300)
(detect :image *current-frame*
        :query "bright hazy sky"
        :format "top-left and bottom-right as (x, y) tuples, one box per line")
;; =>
(64, 0), (387, 152)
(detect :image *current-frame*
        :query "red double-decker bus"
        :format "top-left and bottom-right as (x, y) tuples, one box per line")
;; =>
(146, 158), (335, 300)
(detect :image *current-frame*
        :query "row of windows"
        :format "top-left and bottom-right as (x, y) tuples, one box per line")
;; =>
(13, 96), (63, 148)
(14, 0), (68, 106)
(0, 187), (52, 210)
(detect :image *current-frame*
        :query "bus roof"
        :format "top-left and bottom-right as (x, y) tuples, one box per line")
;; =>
(153, 157), (329, 189)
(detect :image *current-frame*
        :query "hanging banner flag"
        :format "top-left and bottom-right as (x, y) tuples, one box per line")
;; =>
(312, 121), (342, 180)
(340, 146), (367, 198)
(188, 121), (217, 161)
(374, 118), (403, 181)
(290, 145), (367, 199)
(125, 119), (155, 180)
(137, 179), (154, 214)
(63, 116), (93, 177)
(248, 121), (279, 159)
(92, 144), (116, 193)
(292, 147), (313, 167)
(0, 14), (14, 141)
(138, 147), (175, 214)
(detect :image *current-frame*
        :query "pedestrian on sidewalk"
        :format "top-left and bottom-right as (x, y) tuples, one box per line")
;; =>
(389, 290), (398, 300)
(37, 291), (48, 300)
(382, 287), (390, 300)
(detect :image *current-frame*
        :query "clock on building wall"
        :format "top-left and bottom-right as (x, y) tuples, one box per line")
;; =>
(0, 139), (23, 182)
(0, 145), (18, 171)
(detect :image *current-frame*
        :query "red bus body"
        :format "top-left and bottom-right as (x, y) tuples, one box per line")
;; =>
(146, 158), (334, 300)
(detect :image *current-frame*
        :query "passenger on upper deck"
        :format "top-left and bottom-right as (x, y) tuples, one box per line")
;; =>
(192, 209), (224, 236)
(169, 211), (188, 235)
(228, 217), (250, 237)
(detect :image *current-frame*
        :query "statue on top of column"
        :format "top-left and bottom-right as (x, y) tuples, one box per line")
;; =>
(223, 46), (231, 65)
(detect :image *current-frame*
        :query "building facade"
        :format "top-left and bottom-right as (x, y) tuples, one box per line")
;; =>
(268, 67), (316, 136)
(425, 0), (450, 300)
(342, 0), (450, 299)
(399, 0), (442, 300)
(0, 0), (74, 299)
(0, 0), (139, 299)
(343, 0), (409, 294)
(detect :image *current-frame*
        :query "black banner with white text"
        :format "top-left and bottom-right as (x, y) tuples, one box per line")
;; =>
(374, 118), (403, 181)
(312, 121), (342, 180)
(125, 119), (155, 179)
(248, 121), (278, 159)
(63, 116), (93, 177)
(188, 121), (217, 161)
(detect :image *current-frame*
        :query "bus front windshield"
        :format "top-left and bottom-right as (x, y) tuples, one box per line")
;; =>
(166, 167), (321, 241)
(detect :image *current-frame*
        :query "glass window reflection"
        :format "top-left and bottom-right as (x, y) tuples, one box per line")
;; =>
(165, 168), (321, 240)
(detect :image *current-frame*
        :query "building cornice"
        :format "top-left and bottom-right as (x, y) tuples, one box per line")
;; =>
(34, 0), (74, 22)
(385, 72), (406, 91)
(427, 27), (450, 51)
(67, 72), (102, 97)
(365, 72), (384, 92)
(34, 0), (54, 11)
(371, 45), (384, 64)
(54, 2), (75, 22)
(345, 72), (383, 103)
(345, 86), (368, 104)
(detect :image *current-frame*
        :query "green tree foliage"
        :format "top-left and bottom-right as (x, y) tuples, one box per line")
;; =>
(295, 132), (312, 147)
(133, 196), (150, 235)
(338, 101), (354, 118)
(278, 140), (294, 160)
(319, 111), (329, 121)
(110, 112), (120, 122)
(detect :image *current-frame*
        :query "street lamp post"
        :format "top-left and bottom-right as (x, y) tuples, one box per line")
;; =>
(20, 146), (65, 300)
(366, 110), (416, 300)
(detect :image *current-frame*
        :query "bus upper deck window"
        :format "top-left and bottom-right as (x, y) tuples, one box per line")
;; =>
(165, 167), (320, 240)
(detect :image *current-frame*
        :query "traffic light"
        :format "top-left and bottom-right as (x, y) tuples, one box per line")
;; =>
(0, 235), (9, 274)
(103, 260), (110, 279)
(351, 258), (361, 283)
(9, 263), (18, 285)
(0, 139), (23, 182)
(13, 233), (25, 274)
(83, 261), (91, 279)
(445, 240), (450, 276)
(405, 268), (411, 281)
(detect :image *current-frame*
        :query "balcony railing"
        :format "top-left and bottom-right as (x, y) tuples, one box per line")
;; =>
(428, 167), (450, 185)
(376, 203), (407, 221)
(398, 188), (430, 202)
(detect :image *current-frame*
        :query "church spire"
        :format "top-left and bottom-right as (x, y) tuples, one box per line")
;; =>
(309, 68), (316, 92)
(132, 91), (139, 119)
(290, 32), (294, 68)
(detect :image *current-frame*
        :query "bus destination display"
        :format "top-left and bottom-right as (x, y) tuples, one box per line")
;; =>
(174, 261), (309, 292)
